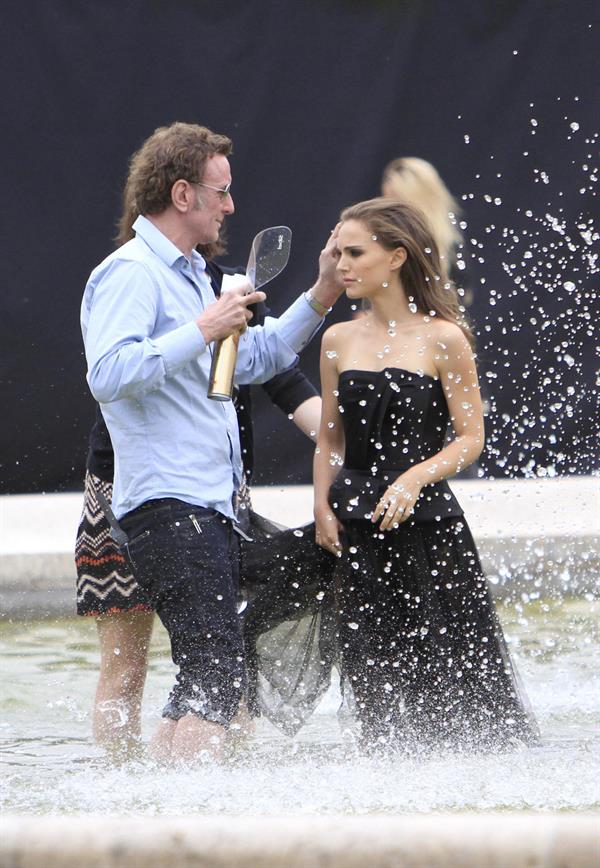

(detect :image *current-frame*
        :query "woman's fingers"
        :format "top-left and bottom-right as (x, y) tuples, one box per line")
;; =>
(380, 501), (400, 531)
(315, 514), (343, 556)
(381, 506), (404, 530)
(316, 533), (341, 556)
(371, 495), (390, 523)
(373, 493), (398, 524)
(374, 494), (414, 530)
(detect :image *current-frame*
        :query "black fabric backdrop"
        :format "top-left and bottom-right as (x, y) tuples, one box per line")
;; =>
(1, 0), (597, 493)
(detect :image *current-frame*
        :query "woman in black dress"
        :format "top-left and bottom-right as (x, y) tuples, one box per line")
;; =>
(313, 198), (538, 752)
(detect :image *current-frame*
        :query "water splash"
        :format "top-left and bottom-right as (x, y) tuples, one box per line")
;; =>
(1, 604), (598, 815)
(459, 101), (597, 479)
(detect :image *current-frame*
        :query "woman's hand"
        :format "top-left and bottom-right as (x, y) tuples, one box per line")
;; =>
(314, 503), (344, 556)
(371, 469), (424, 531)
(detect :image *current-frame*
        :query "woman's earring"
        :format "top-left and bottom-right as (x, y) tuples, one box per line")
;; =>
(382, 281), (389, 288)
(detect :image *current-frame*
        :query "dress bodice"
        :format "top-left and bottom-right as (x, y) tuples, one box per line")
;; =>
(328, 368), (463, 523)
(339, 368), (450, 470)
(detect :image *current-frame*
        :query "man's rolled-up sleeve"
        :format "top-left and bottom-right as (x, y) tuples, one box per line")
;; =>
(234, 294), (324, 385)
(83, 260), (206, 403)
(274, 293), (324, 352)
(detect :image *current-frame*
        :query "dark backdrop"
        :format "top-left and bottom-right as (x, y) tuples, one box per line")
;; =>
(1, 0), (597, 493)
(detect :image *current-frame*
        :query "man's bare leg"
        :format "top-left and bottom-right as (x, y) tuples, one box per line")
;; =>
(169, 713), (226, 763)
(148, 717), (177, 762)
(227, 700), (256, 748)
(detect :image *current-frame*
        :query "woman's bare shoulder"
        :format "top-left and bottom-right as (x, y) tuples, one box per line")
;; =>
(428, 317), (470, 347)
(322, 319), (358, 347)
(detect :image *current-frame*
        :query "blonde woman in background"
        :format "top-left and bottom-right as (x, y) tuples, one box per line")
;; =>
(381, 157), (472, 305)
(382, 157), (482, 479)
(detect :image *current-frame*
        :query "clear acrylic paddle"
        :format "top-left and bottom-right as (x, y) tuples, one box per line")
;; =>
(208, 226), (292, 401)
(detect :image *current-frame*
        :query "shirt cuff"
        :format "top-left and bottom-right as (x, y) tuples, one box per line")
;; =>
(276, 293), (325, 352)
(153, 320), (207, 375)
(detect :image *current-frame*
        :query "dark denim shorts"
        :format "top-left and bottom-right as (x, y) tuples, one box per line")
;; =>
(120, 498), (245, 727)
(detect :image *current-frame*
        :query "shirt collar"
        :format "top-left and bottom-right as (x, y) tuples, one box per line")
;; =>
(133, 215), (206, 271)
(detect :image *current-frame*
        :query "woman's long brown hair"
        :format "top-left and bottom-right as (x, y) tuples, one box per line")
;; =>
(340, 197), (475, 347)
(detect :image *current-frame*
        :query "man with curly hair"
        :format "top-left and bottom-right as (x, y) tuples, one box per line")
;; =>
(81, 122), (342, 763)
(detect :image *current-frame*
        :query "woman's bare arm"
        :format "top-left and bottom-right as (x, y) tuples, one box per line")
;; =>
(313, 327), (346, 554)
(373, 323), (484, 530)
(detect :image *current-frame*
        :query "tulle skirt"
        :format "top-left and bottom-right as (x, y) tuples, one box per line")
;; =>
(241, 512), (539, 752)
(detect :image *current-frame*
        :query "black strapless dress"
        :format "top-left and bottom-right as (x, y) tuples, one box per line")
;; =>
(243, 367), (538, 751)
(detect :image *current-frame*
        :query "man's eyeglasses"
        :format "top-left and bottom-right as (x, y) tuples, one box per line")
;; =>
(192, 180), (232, 201)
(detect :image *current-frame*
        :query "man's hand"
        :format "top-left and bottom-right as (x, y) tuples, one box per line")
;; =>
(196, 282), (266, 344)
(309, 223), (346, 312)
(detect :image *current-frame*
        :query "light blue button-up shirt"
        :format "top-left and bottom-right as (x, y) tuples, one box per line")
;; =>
(81, 216), (323, 519)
